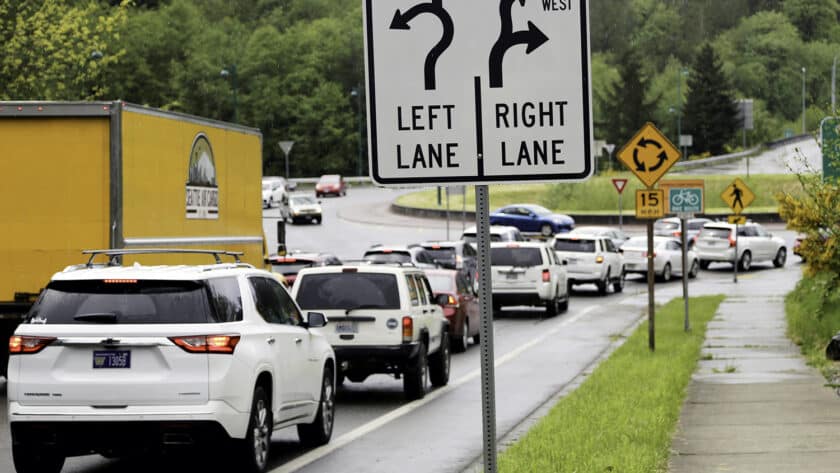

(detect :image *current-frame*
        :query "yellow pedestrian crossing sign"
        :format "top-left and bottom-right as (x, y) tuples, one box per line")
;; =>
(721, 178), (755, 214)
(617, 122), (681, 188)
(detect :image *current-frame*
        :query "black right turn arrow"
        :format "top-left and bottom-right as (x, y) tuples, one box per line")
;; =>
(489, 0), (549, 88)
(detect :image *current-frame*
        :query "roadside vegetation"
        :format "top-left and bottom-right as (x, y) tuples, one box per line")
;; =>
(396, 174), (802, 215)
(498, 295), (724, 473)
(778, 171), (840, 379)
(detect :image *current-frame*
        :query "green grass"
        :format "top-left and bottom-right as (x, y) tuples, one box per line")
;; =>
(394, 174), (802, 214)
(497, 295), (725, 473)
(785, 273), (840, 380)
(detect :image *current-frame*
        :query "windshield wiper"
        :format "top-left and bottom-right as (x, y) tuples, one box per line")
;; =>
(345, 304), (382, 315)
(73, 312), (118, 323)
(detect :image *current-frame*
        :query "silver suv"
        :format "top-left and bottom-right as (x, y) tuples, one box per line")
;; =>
(490, 242), (569, 316)
(694, 222), (787, 270)
(291, 264), (450, 400)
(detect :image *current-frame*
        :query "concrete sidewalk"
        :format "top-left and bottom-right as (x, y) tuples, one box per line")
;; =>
(669, 292), (840, 472)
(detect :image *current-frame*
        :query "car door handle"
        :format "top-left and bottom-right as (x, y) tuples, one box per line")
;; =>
(423, 309), (429, 314)
(266, 337), (276, 345)
(295, 338), (303, 344)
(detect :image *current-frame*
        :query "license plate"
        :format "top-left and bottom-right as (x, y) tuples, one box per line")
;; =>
(505, 273), (519, 280)
(567, 258), (579, 264)
(93, 350), (131, 369)
(335, 321), (357, 334)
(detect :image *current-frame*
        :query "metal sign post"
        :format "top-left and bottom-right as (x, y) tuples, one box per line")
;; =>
(278, 141), (294, 179)
(680, 216), (690, 331)
(474, 184), (497, 472)
(647, 220), (656, 351)
(733, 223), (739, 283)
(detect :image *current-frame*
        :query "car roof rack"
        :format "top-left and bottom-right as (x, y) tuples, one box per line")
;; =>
(83, 248), (244, 267)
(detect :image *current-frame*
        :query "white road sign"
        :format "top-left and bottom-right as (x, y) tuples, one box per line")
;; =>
(364, 0), (593, 186)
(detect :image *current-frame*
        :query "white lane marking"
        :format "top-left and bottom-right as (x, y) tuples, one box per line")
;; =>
(271, 305), (598, 473)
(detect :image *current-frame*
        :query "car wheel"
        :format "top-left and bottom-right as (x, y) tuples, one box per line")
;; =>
(545, 295), (559, 317)
(597, 269), (610, 295)
(699, 259), (710, 270)
(613, 270), (625, 293)
(298, 365), (335, 447)
(453, 318), (469, 353)
(739, 251), (752, 271)
(773, 247), (787, 268)
(688, 259), (699, 278)
(403, 342), (428, 400)
(429, 332), (450, 387)
(314, 217), (322, 225)
(661, 263), (672, 282)
(238, 385), (271, 473)
(540, 224), (553, 237)
(340, 189), (346, 197)
(12, 438), (65, 473)
(558, 292), (569, 313)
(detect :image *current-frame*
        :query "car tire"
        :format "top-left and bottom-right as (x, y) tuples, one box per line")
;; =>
(341, 189), (346, 197)
(773, 247), (787, 268)
(558, 292), (569, 313)
(699, 259), (710, 270)
(314, 217), (322, 225)
(403, 342), (428, 400)
(453, 319), (469, 353)
(739, 251), (752, 271)
(540, 224), (553, 237)
(298, 365), (335, 447)
(661, 263), (672, 282)
(473, 330), (480, 345)
(613, 270), (625, 293)
(238, 385), (272, 473)
(429, 332), (450, 387)
(336, 371), (345, 386)
(597, 269), (610, 295)
(689, 259), (700, 278)
(12, 439), (65, 473)
(545, 295), (559, 317)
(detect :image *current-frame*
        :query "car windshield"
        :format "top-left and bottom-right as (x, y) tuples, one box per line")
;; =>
(25, 279), (221, 324)
(655, 221), (680, 231)
(270, 259), (315, 274)
(490, 247), (543, 267)
(261, 183), (271, 190)
(363, 251), (411, 264)
(291, 196), (316, 205)
(553, 239), (596, 252)
(699, 228), (732, 239)
(295, 273), (400, 310)
(426, 273), (455, 293)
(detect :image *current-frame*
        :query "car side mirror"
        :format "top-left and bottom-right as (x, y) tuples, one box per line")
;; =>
(561, 259), (568, 266)
(306, 312), (328, 328)
(317, 200), (322, 204)
(434, 294), (449, 306)
(288, 182), (298, 191)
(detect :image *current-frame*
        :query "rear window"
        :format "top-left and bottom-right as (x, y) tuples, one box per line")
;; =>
(426, 273), (456, 293)
(25, 279), (222, 324)
(270, 259), (316, 275)
(425, 248), (456, 263)
(461, 234), (503, 243)
(699, 228), (731, 239)
(553, 239), (596, 252)
(490, 247), (543, 267)
(363, 251), (411, 264)
(655, 220), (679, 231)
(295, 273), (401, 310)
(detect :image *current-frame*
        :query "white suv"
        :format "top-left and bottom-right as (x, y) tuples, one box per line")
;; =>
(551, 235), (625, 295)
(490, 242), (569, 316)
(291, 264), (450, 400)
(694, 222), (787, 270)
(7, 249), (335, 473)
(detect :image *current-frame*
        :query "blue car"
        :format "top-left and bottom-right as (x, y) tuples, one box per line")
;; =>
(488, 204), (574, 237)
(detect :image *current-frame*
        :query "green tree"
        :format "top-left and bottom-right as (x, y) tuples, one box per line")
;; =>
(0, 0), (128, 100)
(600, 49), (660, 150)
(683, 44), (739, 155)
(782, 0), (840, 42)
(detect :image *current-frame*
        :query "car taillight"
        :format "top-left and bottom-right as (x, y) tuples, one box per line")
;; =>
(9, 335), (56, 354)
(729, 235), (737, 247)
(170, 335), (240, 354)
(642, 251), (657, 258)
(595, 255), (604, 264)
(542, 269), (551, 282)
(447, 295), (458, 306)
(402, 317), (413, 342)
(673, 231), (681, 237)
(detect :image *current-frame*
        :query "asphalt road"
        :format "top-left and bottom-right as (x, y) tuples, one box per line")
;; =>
(679, 136), (820, 175)
(0, 187), (803, 473)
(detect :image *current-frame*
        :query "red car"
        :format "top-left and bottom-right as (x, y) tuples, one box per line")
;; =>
(315, 174), (346, 197)
(425, 268), (480, 352)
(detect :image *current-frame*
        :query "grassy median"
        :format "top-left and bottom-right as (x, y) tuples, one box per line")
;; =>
(497, 295), (725, 473)
(785, 273), (840, 379)
(395, 174), (801, 215)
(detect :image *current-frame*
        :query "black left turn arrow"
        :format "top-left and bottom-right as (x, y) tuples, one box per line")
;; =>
(489, 0), (549, 88)
(391, 0), (454, 91)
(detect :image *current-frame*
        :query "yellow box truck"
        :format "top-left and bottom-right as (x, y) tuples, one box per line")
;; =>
(0, 101), (266, 374)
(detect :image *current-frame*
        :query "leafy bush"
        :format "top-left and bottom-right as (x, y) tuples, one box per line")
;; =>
(786, 273), (840, 379)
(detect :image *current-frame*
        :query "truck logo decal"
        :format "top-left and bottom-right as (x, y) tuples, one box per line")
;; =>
(186, 133), (219, 219)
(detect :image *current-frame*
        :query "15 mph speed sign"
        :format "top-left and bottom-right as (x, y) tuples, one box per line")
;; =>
(364, 0), (593, 186)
